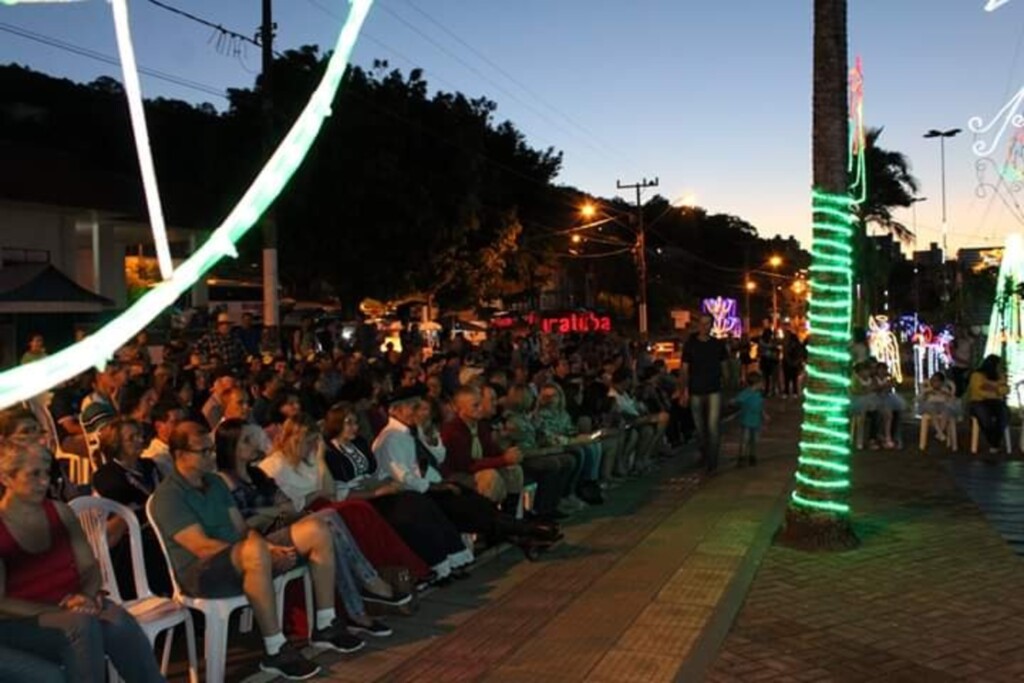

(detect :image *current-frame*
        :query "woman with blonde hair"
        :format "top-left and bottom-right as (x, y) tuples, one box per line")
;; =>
(0, 439), (164, 682)
(257, 414), (434, 583)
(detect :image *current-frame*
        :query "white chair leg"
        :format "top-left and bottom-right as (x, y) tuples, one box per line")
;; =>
(160, 626), (175, 675)
(184, 611), (199, 683)
(971, 418), (980, 455)
(949, 420), (959, 451)
(919, 415), (930, 452)
(240, 607), (254, 634)
(204, 612), (229, 683)
(1005, 427), (1013, 455)
(303, 572), (314, 637)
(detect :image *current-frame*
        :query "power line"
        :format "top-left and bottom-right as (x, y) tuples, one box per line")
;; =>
(0, 21), (227, 98)
(397, 0), (640, 171)
(143, 0), (261, 49)
(370, 0), (629, 168)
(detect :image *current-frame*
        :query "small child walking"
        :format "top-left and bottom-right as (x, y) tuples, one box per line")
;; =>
(732, 371), (767, 467)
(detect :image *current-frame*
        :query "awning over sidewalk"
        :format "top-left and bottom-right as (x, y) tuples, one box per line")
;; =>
(0, 263), (114, 313)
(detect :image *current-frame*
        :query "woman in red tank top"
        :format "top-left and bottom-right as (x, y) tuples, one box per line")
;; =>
(0, 439), (164, 683)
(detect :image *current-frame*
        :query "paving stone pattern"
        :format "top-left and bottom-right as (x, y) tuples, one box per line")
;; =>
(708, 446), (1024, 682)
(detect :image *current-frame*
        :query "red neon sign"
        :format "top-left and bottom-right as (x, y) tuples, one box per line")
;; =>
(490, 311), (613, 334)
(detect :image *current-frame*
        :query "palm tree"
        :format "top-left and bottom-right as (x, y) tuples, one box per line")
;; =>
(778, 0), (859, 550)
(853, 128), (921, 321)
(857, 127), (921, 241)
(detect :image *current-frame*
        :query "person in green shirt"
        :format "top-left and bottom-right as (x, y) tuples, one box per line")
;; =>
(150, 421), (356, 680)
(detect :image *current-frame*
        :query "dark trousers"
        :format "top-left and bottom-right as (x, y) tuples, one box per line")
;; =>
(760, 359), (779, 396)
(971, 400), (1009, 449)
(371, 491), (467, 568)
(782, 363), (800, 396)
(523, 453), (576, 514)
(428, 488), (501, 536)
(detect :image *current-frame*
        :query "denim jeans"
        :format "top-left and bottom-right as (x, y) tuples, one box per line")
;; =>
(268, 509), (379, 618)
(690, 392), (722, 471)
(739, 427), (759, 463)
(22, 601), (166, 683)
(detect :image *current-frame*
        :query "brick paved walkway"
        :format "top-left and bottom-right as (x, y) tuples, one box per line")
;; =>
(708, 440), (1024, 681)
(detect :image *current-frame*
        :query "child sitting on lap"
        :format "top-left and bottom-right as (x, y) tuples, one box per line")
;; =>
(920, 371), (957, 441)
(873, 360), (906, 449)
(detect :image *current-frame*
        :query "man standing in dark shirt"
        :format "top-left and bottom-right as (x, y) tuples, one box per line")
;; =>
(681, 313), (729, 474)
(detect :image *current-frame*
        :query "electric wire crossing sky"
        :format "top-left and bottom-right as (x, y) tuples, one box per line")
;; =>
(0, 0), (375, 410)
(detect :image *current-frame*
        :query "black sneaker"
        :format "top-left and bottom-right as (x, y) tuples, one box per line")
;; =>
(259, 642), (321, 680)
(311, 622), (365, 654)
(347, 618), (393, 637)
(360, 588), (413, 607)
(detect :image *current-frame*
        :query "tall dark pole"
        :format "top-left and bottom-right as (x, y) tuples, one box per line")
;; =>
(261, 0), (280, 331)
(923, 128), (961, 305)
(617, 177), (658, 338)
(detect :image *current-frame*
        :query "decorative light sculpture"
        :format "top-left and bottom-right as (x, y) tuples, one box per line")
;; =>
(867, 314), (902, 384)
(985, 234), (1024, 406)
(0, 0), (374, 410)
(701, 297), (742, 338)
(912, 324), (953, 390)
(789, 57), (865, 517)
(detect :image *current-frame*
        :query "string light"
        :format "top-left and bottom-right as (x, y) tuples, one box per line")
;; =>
(0, 0), (375, 410)
(111, 0), (173, 280)
(790, 187), (855, 515)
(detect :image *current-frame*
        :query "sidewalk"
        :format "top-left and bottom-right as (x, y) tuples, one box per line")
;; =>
(708, 431), (1024, 681)
(221, 403), (804, 683)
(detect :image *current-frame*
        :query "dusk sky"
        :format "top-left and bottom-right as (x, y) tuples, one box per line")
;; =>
(3, 0), (1023, 255)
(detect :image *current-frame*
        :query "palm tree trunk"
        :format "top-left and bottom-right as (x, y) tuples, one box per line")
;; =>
(778, 0), (859, 550)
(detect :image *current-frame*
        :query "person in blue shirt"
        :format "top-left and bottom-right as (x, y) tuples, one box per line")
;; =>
(731, 371), (768, 467)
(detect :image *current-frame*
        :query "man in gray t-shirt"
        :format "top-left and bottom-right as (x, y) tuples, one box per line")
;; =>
(681, 314), (729, 474)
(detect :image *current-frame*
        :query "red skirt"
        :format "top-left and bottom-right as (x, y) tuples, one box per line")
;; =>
(308, 498), (431, 579)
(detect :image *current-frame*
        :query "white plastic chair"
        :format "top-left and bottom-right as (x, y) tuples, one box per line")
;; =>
(70, 496), (199, 683)
(146, 497), (313, 683)
(918, 413), (959, 452)
(970, 417), (1012, 456)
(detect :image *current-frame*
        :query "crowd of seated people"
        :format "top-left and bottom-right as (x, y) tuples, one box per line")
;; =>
(0, 317), (691, 681)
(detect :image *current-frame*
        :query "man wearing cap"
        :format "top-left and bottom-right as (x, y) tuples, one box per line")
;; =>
(198, 313), (247, 369)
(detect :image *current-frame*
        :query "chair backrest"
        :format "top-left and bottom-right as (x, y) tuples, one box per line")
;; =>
(145, 496), (185, 600)
(69, 495), (153, 603)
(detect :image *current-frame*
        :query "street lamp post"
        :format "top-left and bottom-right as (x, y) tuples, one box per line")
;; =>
(909, 196), (928, 328)
(769, 255), (782, 328)
(923, 129), (960, 263)
(745, 280), (756, 332)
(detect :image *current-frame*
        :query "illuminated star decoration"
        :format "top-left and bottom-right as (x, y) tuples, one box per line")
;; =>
(789, 57), (866, 517)
(0, 0), (375, 410)
(700, 297), (742, 338)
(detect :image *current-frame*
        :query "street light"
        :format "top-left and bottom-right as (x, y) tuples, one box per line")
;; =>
(580, 203), (597, 220)
(769, 255), (783, 326)
(922, 129), (961, 262)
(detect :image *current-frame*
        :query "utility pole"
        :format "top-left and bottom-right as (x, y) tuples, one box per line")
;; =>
(260, 0), (280, 332)
(617, 177), (658, 338)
